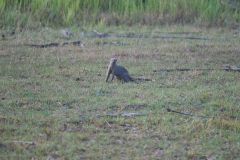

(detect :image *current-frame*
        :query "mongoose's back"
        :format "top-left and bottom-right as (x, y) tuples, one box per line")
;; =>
(114, 65), (133, 82)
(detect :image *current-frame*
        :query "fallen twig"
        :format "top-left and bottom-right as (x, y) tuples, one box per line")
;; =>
(134, 77), (153, 82)
(154, 66), (240, 73)
(23, 40), (83, 48)
(104, 120), (112, 127)
(11, 140), (36, 145)
(166, 108), (211, 119)
(98, 112), (147, 118)
(85, 31), (210, 40)
(95, 41), (129, 46)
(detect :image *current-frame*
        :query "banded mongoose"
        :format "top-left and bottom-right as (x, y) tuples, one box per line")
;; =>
(106, 58), (134, 82)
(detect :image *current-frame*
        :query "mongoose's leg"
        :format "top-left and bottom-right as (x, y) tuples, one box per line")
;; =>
(106, 70), (111, 82)
(111, 74), (115, 81)
(106, 61), (113, 82)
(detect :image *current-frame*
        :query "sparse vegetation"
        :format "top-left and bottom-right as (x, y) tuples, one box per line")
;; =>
(0, 26), (240, 159)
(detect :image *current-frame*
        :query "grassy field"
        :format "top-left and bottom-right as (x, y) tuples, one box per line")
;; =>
(0, 26), (240, 159)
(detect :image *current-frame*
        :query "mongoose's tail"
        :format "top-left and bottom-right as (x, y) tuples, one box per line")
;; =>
(122, 74), (134, 82)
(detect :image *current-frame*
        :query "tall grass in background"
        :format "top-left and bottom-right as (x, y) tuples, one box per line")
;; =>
(0, 0), (239, 28)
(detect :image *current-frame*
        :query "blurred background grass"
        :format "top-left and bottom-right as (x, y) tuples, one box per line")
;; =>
(0, 0), (239, 28)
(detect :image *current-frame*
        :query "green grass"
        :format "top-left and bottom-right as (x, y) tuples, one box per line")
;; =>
(0, 26), (240, 159)
(0, 0), (240, 27)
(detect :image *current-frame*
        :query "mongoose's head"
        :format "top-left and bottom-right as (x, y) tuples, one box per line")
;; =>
(109, 58), (117, 66)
